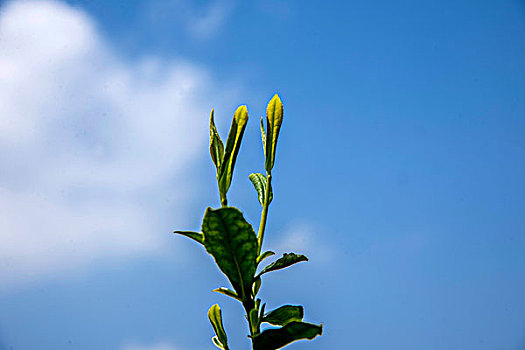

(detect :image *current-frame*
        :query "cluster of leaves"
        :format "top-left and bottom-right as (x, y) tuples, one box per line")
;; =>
(174, 95), (322, 349)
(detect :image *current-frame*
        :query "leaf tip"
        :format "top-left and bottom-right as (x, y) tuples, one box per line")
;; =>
(235, 105), (249, 123)
(210, 108), (216, 128)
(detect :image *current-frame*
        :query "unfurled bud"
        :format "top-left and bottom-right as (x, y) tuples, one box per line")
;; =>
(260, 116), (266, 158)
(208, 304), (229, 350)
(218, 105), (249, 197)
(209, 108), (224, 173)
(264, 94), (283, 172)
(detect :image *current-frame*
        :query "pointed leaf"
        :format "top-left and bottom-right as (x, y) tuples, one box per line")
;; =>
(252, 277), (262, 297)
(264, 94), (283, 172)
(262, 305), (304, 326)
(253, 321), (322, 350)
(209, 109), (224, 172)
(249, 173), (273, 206)
(213, 287), (241, 301)
(249, 308), (259, 335)
(257, 253), (308, 278)
(212, 336), (225, 349)
(202, 207), (257, 299)
(208, 304), (229, 350)
(173, 231), (204, 245)
(259, 303), (266, 322)
(218, 105), (249, 195)
(260, 116), (266, 157)
(257, 250), (275, 265)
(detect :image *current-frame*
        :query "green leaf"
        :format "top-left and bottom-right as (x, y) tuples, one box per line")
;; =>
(257, 253), (308, 278)
(262, 305), (304, 326)
(212, 336), (225, 349)
(208, 304), (229, 350)
(260, 116), (266, 157)
(202, 207), (257, 300)
(249, 173), (273, 206)
(259, 303), (266, 322)
(252, 277), (262, 297)
(257, 251), (275, 264)
(218, 105), (249, 196)
(213, 287), (241, 301)
(264, 94), (283, 172)
(249, 308), (259, 335)
(253, 321), (322, 350)
(209, 108), (224, 173)
(173, 231), (204, 245)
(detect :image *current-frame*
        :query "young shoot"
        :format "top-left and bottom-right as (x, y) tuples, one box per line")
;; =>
(174, 94), (322, 350)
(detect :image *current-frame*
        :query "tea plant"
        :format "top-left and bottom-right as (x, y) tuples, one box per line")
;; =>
(174, 94), (322, 349)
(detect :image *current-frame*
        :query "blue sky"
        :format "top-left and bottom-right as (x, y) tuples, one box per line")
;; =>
(1, 0), (525, 349)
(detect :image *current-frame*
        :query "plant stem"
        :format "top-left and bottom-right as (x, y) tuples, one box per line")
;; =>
(257, 172), (272, 255)
(220, 189), (228, 207)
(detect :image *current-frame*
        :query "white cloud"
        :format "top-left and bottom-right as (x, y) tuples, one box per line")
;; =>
(186, 0), (234, 39)
(0, 0), (237, 287)
(274, 221), (335, 266)
(146, 0), (234, 39)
